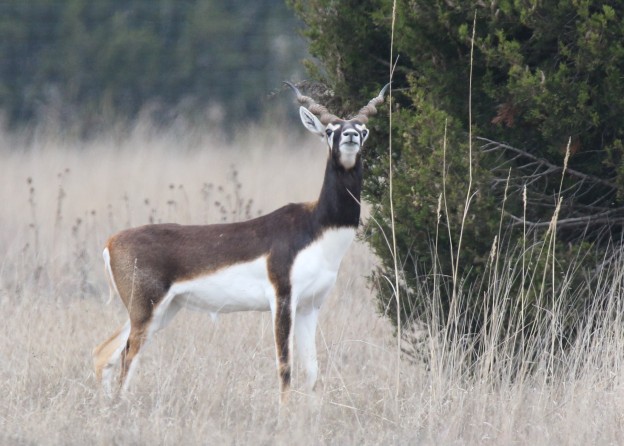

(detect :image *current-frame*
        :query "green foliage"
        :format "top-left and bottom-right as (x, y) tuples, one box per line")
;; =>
(0, 0), (306, 131)
(291, 1), (624, 348)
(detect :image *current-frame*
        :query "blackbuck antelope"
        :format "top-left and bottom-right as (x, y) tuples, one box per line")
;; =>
(92, 81), (389, 402)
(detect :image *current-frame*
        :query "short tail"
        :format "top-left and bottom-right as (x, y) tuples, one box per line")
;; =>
(102, 247), (120, 305)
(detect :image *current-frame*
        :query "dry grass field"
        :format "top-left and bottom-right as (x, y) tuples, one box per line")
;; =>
(1, 123), (624, 445)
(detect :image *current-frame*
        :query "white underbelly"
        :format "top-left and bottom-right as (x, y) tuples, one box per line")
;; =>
(168, 227), (355, 314)
(172, 256), (273, 313)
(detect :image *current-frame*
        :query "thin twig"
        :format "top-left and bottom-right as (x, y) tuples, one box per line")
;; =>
(507, 209), (624, 228)
(477, 136), (616, 189)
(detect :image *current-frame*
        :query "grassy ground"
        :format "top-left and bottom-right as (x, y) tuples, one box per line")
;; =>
(1, 124), (624, 445)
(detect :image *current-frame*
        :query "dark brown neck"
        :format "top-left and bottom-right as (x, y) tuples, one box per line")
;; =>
(314, 156), (362, 228)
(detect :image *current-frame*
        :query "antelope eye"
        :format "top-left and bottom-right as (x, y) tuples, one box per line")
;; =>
(362, 129), (369, 138)
(326, 129), (333, 136)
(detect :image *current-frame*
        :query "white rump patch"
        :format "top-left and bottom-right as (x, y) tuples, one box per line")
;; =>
(103, 247), (120, 304)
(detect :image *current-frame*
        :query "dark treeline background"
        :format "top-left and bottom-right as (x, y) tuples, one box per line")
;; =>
(0, 0), (307, 133)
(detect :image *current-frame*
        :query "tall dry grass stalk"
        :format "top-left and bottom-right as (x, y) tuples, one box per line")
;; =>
(388, 0), (402, 400)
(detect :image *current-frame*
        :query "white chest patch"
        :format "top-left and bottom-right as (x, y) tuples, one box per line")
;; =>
(172, 256), (274, 313)
(291, 227), (356, 309)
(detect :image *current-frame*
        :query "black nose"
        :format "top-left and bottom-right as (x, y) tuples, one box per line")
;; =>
(343, 130), (360, 142)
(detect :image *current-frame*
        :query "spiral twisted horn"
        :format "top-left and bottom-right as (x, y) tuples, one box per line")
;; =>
(284, 81), (339, 125)
(353, 82), (391, 123)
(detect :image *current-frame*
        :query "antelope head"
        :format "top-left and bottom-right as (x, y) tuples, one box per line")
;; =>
(285, 82), (390, 170)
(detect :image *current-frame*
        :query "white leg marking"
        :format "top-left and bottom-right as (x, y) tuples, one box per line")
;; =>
(101, 320), (131, 396)
(295, 307), (319, 391)
(121, 292), (181, 393)
(289, 303), (296, 377)
(122, 353), (141, 393)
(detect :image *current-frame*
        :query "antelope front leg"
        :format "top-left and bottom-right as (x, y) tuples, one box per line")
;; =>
(295, 307), (320, 392)
(273, 295), (295, 403)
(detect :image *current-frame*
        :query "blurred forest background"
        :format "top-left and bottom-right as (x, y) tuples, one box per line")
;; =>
(0, 0), (307, 134)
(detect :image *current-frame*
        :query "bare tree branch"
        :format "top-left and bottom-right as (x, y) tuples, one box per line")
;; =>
(477, 136), (617, 190)
(507, 208), (624, 228)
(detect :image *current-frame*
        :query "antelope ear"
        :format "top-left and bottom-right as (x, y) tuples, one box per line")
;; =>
(299, 106), (325, 138)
